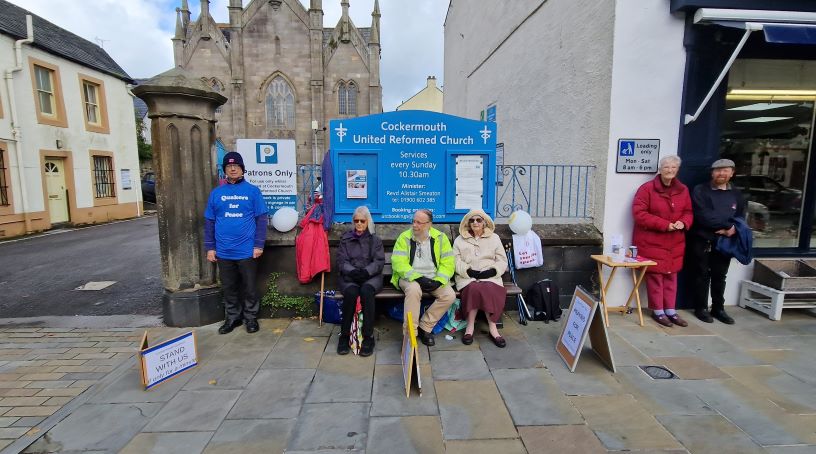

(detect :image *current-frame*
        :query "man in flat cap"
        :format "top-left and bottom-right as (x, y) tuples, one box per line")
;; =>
(685, 159), (746, 324)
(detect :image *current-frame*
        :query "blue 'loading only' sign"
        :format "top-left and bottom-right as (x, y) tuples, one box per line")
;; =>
(329, 111), (497, 223)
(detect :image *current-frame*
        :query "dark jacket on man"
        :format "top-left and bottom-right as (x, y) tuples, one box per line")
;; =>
(689, 182), (746, 241)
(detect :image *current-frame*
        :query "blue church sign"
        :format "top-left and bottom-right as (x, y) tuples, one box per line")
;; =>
(329, 111), (497, 223)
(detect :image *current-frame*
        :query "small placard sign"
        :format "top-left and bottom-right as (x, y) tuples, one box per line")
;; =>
(615, 139), (660, 173)
(138, 331), (198, 390)
(401, 313), (422, 398)
(556, 286), (615, 373)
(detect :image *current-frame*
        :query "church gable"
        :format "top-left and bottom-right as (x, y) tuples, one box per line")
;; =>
(323, 21), (370, 69)
(243, 0), (309, 32)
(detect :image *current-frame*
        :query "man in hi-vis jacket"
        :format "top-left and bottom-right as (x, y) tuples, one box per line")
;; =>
(390, 209), (456, 346)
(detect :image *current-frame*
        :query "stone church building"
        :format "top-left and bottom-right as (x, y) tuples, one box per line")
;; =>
(172, 0), (382, 162)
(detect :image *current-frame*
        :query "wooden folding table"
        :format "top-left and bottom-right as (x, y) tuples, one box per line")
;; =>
(590, 254), (656, 326)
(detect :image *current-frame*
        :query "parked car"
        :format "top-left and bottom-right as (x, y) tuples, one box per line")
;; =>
(731, 175), (801, 214)
(141, 172), (156, 203)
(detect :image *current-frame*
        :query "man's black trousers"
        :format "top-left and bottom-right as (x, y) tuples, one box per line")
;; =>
(341, 284), (376, 338)
(685, 235), (732, 312)
(218, 258), (259, 323)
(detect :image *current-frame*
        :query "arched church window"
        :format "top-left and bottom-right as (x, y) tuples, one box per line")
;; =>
(347, 81), (357, 116)
(338, 83), (348, 115)
(266, 76), (295, 130)
(338, 81), (357, 116)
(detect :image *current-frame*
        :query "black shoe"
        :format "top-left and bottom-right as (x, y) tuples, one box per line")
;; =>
(360, 336), (375, 357)
(337, 334), (350, 355)
(694, 309), (713, 323)
(711, 309), (735, 325)
(417, 328), (435, 347)
(218, 319), (242, 334)
(245, 319), (259, 333)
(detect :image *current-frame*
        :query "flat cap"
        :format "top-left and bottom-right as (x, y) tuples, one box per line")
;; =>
(711, 158), (735, 169)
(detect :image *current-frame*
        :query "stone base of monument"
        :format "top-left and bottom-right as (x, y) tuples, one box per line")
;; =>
(162, 287), (224, 327)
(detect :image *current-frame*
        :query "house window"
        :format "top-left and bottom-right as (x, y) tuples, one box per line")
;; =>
(34, 65), (55, 116)
(265, 76), (295, 130)
(93, 155), (115, 198)
(338, 81), (357, 116)
(83, 81), (100, 124)
(0, 147), (8, 206)
(29, 58), (67, 127)
(78, 74), (109, 134)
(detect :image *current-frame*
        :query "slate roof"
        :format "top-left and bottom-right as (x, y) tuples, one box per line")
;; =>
(0, 0), (132, 82)
(132, 78), (150, 119)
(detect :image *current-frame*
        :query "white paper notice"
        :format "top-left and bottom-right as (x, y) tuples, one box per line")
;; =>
(346, 169), (367, 199)
(561, 295), (591, 356)
(455, 156), (483, 210)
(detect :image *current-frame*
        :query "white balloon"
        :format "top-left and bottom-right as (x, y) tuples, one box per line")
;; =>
(272, 207), (299, 232)
(508, 210), (532, 235)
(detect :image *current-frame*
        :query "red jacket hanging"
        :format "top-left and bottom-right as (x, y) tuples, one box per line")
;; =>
(295, 204), (331, 283)
(631, 175), (693, 274)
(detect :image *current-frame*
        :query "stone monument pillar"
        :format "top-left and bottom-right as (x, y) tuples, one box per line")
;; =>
(133, 67), (228, 327)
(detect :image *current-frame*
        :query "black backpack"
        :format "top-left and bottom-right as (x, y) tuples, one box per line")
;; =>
(525, 280), (562, 323)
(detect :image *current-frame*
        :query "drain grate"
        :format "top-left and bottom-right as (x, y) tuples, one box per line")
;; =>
(640, 365), (677, 380)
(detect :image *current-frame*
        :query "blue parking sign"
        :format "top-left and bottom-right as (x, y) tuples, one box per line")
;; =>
(256, 143), (278, 164)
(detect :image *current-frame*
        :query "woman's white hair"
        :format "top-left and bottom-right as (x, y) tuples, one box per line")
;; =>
(353, 206), (375, 234)
(659, 155), (682, 168)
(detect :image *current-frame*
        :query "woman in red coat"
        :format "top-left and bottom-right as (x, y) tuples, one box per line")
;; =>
(632, 155), (693, 328)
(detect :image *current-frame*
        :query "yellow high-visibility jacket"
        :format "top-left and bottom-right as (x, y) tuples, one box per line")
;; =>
(390, 227), (455, 289)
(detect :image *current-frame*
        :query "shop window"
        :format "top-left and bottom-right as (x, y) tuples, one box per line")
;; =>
(92, 155), (115, 198)
(720, 95), (814, 248)
(29, 58), (67, 127)
(265, 76), (295, 130)
(0, 147), (8, 206)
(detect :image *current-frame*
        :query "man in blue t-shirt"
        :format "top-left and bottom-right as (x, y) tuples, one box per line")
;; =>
(204, 152), (268, 334)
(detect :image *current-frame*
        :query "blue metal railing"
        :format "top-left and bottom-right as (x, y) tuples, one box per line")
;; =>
(297, 164), (322, 213)
(495, 165), (595, 220)
(295, 163), (596, 220)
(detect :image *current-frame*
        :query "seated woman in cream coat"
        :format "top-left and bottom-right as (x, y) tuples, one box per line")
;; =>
(453, 209), (508, 348)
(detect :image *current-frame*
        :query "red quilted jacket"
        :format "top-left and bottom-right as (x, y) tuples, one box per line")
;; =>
(295, 204), (331, 283)
(631, 175), (693, 274)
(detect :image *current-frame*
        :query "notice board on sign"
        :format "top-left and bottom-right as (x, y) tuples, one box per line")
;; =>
(329, 111), (497, 223)
(236, 139), (297, 215)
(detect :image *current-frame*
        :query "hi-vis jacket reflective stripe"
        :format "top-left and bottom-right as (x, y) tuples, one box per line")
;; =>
(390, 226), (455, 289)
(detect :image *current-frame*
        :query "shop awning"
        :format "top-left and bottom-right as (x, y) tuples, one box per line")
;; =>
(684, 9), (816, 125)
(763, 24), (816, 45)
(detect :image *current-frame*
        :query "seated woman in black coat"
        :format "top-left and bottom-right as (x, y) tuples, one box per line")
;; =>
(336, 206), (385, 356)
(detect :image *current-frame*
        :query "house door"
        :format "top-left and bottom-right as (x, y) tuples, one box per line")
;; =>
(44, 158), (69, 223)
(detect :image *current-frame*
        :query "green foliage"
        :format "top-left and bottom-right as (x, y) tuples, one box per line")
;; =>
(135, 110), (152, 162)
(261, 272), (313, 317)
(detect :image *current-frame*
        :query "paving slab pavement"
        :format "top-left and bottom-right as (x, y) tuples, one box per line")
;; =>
(0, 307), (815, 453)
